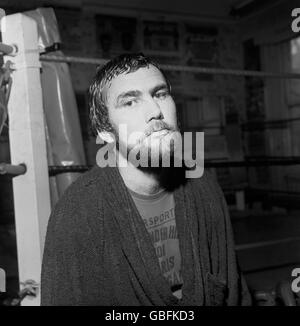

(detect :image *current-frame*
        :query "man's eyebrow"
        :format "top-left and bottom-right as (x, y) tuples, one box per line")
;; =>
(150, 83), (170, 95)
(116, 90), (142, 104)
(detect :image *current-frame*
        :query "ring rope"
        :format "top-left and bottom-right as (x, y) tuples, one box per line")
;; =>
(47, 157), (300, 176)
(40, 54), (300, 79)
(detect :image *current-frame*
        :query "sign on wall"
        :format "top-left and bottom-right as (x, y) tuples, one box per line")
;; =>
(95, 14), (138, 57)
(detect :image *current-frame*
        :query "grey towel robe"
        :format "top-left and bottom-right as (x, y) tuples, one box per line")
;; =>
(41, 166), (251, 306)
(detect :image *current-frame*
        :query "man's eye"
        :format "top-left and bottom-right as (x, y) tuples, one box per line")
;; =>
(123, 99), (137, 107)
(155, 91), (169, 99)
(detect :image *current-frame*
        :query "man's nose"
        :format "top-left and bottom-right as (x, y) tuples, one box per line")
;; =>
(144, 97), (164, 123)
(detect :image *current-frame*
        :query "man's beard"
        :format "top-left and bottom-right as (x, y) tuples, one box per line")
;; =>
(111, 121), (187, 190)
(116, 121), (182, 169)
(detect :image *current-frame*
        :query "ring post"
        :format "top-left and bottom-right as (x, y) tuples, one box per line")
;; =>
(1, 14), (51, 306)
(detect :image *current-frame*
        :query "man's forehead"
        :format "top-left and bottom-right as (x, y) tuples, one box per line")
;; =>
(105, 65), (167, 94)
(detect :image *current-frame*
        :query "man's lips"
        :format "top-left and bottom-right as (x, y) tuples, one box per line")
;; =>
(150, 129), (170, 136)
(144, 125), (171, 137)
(138, 128), (170, 145)
(143, 120), (172, 137)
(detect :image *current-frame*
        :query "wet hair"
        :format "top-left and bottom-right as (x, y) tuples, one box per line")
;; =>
(88, 52), (170, 134)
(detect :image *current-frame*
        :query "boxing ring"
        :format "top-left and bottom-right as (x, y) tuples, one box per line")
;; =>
(1, 11), (300, 305)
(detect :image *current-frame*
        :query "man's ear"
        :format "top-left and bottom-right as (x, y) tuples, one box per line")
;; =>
(97, 130), (115, 144)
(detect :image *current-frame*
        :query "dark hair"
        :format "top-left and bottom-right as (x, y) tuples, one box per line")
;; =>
(89, 52), (170, 134)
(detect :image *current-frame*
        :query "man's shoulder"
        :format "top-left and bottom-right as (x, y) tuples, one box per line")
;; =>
(188, 169), (222, 196)
(50, 166), (108, 220)
(59, 165), (107, 199)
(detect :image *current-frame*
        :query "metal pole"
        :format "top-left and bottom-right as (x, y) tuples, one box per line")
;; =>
(0, 163), (26, 176)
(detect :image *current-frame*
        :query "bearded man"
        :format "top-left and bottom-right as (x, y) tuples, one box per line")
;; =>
(41, 53), (251, 306)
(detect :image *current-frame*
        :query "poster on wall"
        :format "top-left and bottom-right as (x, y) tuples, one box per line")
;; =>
(181, 23), (219, 96)
(184, 24), (218, 65)
(141, 20), (181, 57)
(95, 15), (138, 58)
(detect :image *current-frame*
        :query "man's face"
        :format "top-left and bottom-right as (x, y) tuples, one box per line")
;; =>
(104, 64), (181, 165)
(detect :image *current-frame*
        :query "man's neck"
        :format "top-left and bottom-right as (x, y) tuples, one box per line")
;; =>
(117, 150), (162, 196)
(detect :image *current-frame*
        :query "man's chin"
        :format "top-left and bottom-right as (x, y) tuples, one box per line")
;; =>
(127, 144), (180, 168)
